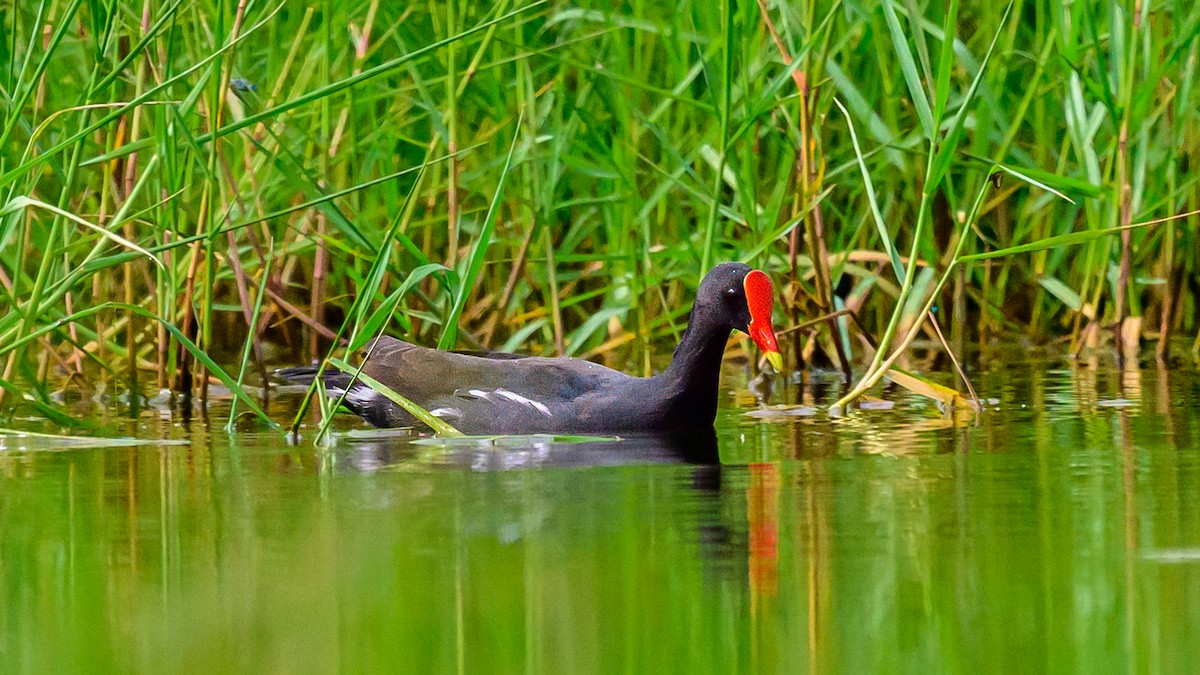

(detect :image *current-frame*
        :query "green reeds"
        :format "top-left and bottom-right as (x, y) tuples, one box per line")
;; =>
(0, 0), (1196, 427)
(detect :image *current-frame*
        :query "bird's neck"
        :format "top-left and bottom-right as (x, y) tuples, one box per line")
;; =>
(654, 307), (730, 426)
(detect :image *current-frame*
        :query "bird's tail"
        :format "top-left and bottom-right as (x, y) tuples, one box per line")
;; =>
(274, 364), (399, 427)
(275, 364), (353, 390)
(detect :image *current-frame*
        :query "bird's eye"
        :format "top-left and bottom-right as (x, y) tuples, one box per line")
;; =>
(726, 288), (737, 296)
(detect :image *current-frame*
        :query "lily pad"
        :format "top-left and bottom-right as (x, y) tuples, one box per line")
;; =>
(0, 429), (190, 451)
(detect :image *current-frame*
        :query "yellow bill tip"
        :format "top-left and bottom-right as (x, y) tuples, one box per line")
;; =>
(764, 350), (784, 373)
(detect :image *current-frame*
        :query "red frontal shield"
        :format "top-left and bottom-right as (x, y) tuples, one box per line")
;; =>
(743, 270), (781, 363)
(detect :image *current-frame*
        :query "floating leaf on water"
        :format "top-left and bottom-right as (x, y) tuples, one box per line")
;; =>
(342, 428), (423, 440)
(0, 429), (190, 451)
(886, 368), (975, 408)
(412, 434), (621, 448)
(744, 406), (817, 418)
(494, 434), (620, 447)
(858, 399), (896, 411)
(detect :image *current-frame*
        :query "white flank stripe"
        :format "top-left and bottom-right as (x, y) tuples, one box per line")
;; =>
(494, 388), (552, 417)
(346, 387), (378, 407)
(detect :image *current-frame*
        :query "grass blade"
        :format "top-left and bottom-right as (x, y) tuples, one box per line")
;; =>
(438, 115), (523, 350)
(1, 196), (164, 269)
(832, 97), (905, 281)
(327, 357), (463, 437)
(928, 1), (1014, 189)
(881, 0), (934, 139)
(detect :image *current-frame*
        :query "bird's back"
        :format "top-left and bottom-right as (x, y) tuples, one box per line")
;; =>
(346, 336), (641, 433)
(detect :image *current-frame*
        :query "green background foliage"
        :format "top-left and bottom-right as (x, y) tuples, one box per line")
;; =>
(1, 0), (1197, 417)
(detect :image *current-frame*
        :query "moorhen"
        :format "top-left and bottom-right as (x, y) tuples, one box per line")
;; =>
(279, 262), (782, 435)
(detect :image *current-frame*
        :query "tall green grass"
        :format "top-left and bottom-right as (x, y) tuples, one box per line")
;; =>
(0, 0), (1197, 424)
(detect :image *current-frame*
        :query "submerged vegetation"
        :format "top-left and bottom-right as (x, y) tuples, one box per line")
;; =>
(0, 0), (1197, 427)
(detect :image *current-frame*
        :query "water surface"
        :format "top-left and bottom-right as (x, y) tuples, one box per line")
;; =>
(2, 357), (1199, 673)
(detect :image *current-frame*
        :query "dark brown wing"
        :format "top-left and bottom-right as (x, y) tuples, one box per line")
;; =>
(361, 336), (623, 398)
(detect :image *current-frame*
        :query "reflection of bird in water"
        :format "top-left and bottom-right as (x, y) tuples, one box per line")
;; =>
(326, 430), (757, 591)
(689, 463), (781, 604)
(747, 366), (778, 404)
(332, 430), (720, 472)
(689, 464), (744, 578)
(747, 463), (780, 603)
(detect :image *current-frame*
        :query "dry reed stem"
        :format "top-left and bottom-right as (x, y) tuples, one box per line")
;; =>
(753, 0), (847, 377)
